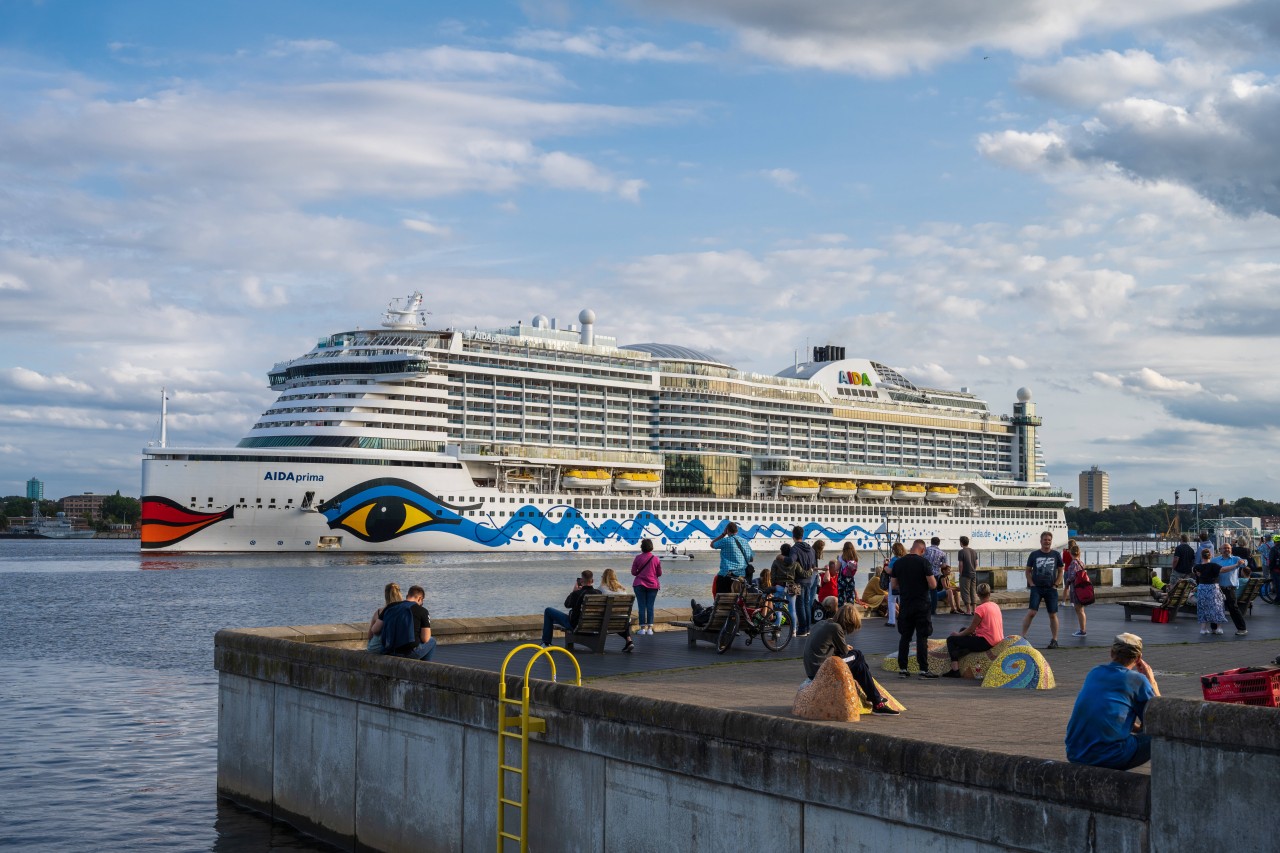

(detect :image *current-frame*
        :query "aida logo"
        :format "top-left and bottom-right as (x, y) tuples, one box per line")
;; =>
(838, 371), (873, 387)
(263, 472), (325, 482)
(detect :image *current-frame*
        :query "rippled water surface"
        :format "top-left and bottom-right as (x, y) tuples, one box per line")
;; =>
(0, 540), (716, 851)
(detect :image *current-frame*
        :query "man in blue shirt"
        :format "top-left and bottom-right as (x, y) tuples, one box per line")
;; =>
(1213, 544), (1249, 635)
(709, 522), (753, 595)
(1065, 633), (1159, 770)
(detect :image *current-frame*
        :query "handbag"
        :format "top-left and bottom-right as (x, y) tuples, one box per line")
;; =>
(786, 581), (802, 596)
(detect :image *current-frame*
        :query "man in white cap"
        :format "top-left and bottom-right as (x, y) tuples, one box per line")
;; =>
(1064, 633), (1160, 770)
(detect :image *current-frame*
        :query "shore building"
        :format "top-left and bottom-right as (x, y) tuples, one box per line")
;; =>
(1078, 466), (1110, 511)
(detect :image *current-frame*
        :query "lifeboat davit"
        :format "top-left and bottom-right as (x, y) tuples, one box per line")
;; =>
(562, 469), (610, 489)
(858, 482), (892, 500)
(614, 471), (661, 491)
(927, 485), (959, 502)
(893, 483), (926, 501)
(819, 480), (858, 498)
(780, 478), (820, 497)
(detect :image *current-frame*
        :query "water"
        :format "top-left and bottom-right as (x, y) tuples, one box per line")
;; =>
(0, 540), (718, 851)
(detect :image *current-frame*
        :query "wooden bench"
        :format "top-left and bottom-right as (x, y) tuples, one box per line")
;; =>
(559, 594), (635, 654)
(1237, 577), (1264, 615)
(1117, 578), (1194, 622)
(671, 591), (766, 647)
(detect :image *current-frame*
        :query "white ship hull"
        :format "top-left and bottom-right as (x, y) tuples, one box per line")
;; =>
(142, 454), (1065, 554)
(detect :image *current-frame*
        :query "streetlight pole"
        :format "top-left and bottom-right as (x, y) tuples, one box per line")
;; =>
(1190, 488), (1199, 536)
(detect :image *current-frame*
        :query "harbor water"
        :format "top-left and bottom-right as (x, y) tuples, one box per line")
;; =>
(0, 539), (722, 851)
(0, 537), (1158, 850)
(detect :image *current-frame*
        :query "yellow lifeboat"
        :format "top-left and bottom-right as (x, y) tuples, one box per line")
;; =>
(858, 482), (892, 500)
(781, 478), (820, 497)
(819, 480), (858, 498)
(614, 471), (661, 491)
(926, 485), (959, 502)
(562, 469), (610, 489)
(893, 483), (926, 501)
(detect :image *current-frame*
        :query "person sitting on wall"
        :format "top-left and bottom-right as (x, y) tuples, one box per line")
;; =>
(541, 570), (600, 647)
(803, 597), (899, 715)
(1064, 633), (1160, 770)
(373, 585), (436, 661)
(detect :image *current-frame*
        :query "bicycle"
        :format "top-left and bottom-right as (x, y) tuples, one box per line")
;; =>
(717, 583), (795, 654)
(1261, 574), (1277, 605)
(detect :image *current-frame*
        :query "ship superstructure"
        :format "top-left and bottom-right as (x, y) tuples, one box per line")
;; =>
(140, 294), (1068, 552)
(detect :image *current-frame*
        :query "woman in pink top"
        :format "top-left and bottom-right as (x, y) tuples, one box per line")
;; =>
(942, 583), (1005, 677)
(630, 538), (663, 636)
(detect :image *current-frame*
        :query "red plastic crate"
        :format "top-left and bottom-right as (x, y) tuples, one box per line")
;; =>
(1200, 666), (1280, 707)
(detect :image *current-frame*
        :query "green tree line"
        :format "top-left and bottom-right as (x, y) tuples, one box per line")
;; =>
(1067, 496), (1280, 536)
(0, 491), (141, 532)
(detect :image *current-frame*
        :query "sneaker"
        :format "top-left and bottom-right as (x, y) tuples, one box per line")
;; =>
(918, 671), (940, 679)
(1200, 627), (1210, 635)
(623, 641), (634, 653)
(1213, 628), (1224, 635)
(1047, 639), (1059, 649)
(1072, 631), (1087, 637)
(871, 702), (900, 716)
(898, 670), (911, 678)
(942, 670), (962, 678)
(1236, 630), (1248, 636)
(797, 632), (810, 637)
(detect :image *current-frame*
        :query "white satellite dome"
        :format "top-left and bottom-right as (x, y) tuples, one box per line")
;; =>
(1016, 387), (1032, 402)
(579, 308), (596, 325)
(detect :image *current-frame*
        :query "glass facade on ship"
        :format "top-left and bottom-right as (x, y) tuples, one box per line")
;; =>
(140, 296), (1067, 553)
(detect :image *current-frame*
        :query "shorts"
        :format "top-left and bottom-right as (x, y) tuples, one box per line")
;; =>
(1028, 586), (1059, 613)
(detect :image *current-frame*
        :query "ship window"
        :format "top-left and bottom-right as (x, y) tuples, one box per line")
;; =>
(269, 498), (276, 504)
(256, 498), (263, 504)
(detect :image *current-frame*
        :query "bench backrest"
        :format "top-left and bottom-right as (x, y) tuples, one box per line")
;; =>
(574, 595), (634, 634)
(1236, 577), (1263, 607)
(1162, 578), (1194, 609)
(697, 593), (740, 632)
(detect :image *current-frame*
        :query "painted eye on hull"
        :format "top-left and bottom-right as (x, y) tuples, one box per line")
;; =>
(318, 478), (469, 543)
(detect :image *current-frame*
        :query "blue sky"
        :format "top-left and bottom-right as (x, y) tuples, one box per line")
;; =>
(2, 0), (1279, 508)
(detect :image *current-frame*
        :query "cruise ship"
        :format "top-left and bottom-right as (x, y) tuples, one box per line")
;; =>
(140, 293), (1069, 553)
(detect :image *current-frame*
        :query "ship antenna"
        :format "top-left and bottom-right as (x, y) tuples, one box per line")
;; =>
(160, 387), (168, 448)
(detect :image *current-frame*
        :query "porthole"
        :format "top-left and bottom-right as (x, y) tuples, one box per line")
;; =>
(277, 540), (284, 545)
(249, 540), (256, 545)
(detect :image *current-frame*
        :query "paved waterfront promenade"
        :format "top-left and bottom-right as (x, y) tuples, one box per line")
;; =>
(434, 591), (1280, 769)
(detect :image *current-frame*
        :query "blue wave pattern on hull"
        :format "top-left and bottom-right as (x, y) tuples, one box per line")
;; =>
(315, 477), (883, 548)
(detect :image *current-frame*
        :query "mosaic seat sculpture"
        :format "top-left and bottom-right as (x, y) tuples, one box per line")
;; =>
(792, 655), (907, 721)
(880, 635), (1055, 689)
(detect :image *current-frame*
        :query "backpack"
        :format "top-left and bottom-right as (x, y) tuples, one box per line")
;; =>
(1072, 569), (1095, 606)
(379, 600), (416, 654)
(1031, 554), (1058, 589)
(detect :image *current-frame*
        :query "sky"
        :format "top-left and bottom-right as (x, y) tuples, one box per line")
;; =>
(1, 0), (1279, 508)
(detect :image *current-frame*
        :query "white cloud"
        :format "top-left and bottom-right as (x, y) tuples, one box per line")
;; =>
(510, 27), (711, 63)
(1016, 50), (1226, 108)
(402, 218), (453, 237)
(641, 0), (1248, 75)
(762, 167), (804, 193)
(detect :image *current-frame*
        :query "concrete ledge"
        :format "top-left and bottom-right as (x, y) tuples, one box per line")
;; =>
(1146, 696), (1280, 754)
(216, 625), (1147, 822)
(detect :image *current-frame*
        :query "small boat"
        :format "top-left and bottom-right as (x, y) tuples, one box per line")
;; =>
(893, 483), (926, 501)
(819, 480), (858, 498)
(927, 485), (959, 502)
(858, 482), (892, 499)
(780, 478), (819, 497)
(614, 471), (661, 491)
(658, 546), (695, 561)
(561, 469), (611, 489)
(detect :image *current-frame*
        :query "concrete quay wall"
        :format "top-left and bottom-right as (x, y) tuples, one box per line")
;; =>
(214, 624), (1189, 853)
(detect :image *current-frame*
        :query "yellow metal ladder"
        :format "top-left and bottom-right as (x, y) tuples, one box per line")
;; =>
(497, 644), (581, 853)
